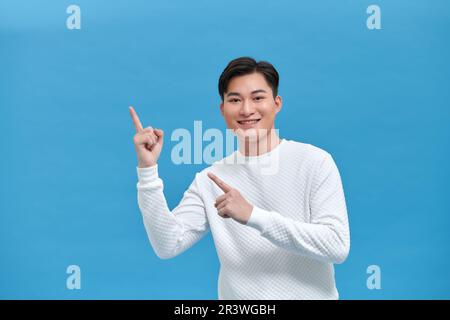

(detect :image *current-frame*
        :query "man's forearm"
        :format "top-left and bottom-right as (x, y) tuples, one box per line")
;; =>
(136, 165), (185, 259)
(247, 206), (350, 264)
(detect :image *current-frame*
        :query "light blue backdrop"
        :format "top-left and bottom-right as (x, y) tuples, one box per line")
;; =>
(1, 0), (449, 299)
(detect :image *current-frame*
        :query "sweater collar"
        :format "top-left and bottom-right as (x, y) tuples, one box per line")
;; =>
(235, 138), (286, 162)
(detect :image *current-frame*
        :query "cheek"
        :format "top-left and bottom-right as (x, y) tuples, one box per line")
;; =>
(224, 110), (234, 120)
(224, 106), (240, 117)
(258, 106), (277, 127)
(259, 105), (275, 119)
(223, 109), (238, 127)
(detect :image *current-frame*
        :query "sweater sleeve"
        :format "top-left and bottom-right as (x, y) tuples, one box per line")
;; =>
(136, 165), (210, 259)
(246, 154), (350, 264)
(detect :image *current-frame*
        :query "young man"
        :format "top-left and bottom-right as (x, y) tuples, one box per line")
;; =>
(129, 57), (350, 299)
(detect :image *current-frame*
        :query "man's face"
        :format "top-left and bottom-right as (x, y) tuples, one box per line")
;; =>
(220, 72), (282, 136)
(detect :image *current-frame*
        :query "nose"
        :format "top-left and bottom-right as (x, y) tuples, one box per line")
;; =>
(239, 99), (255, 117)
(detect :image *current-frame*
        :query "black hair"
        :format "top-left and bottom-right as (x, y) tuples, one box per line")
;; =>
(218, 57), (279, 101)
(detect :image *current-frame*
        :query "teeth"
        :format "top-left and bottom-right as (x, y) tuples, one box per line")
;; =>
(239, 120), (259, 124)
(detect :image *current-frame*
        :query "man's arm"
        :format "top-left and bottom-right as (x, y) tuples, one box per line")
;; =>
(137, 165), (209, 259)
(246, 154), (350, 264)
(129, 106), (209, 260)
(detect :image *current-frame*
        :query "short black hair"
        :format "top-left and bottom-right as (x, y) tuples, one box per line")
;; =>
(218, 57), (279, 101)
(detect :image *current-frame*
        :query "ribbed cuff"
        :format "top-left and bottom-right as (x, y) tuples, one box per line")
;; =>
(136, 164), (159, 185)
(246, 206), (272, 233)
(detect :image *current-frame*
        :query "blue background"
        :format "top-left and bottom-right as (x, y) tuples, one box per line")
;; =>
(1, 0), (449, 299)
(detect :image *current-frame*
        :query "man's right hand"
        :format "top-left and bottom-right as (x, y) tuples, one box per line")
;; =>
(129, 106), (164, 168)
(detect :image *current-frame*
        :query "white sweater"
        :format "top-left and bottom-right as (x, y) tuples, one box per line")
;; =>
(136, 138), (350, 300)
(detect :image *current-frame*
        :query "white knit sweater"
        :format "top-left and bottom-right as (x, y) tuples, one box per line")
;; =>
(136, 138), (350, 299)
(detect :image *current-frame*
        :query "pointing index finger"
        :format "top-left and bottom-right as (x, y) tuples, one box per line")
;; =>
(207, 172), (232, 193)
(129, 106), (144, 132)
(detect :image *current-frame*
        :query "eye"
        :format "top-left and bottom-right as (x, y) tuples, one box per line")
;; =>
(228, 98), (240, 103)
(254, 96), (265, 101)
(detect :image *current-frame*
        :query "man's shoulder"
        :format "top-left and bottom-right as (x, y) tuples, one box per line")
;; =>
(284, 139), (331, 162)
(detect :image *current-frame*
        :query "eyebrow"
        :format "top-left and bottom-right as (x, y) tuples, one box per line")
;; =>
(226, 89), (268, 97)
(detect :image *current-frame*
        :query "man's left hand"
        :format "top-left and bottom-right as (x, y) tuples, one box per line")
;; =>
(207, 172), (253, 225)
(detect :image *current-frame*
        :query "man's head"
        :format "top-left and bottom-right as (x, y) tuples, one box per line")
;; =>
(218, 57), (282, 135)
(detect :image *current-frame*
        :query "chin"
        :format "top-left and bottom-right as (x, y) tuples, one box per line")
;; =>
(234, 127), (269, 141)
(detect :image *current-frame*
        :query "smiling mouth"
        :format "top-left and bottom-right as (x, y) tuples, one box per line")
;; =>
(237, 119), (261, 125)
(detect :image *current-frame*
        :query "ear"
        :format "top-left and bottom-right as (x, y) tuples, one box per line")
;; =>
(220, 101), (224, 116)
(274, 95), (282, 114)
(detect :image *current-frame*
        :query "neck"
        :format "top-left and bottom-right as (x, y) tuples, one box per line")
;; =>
(237, 129), (281, 157)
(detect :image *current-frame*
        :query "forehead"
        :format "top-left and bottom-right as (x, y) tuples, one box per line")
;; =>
(227, 72), (271, 93)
